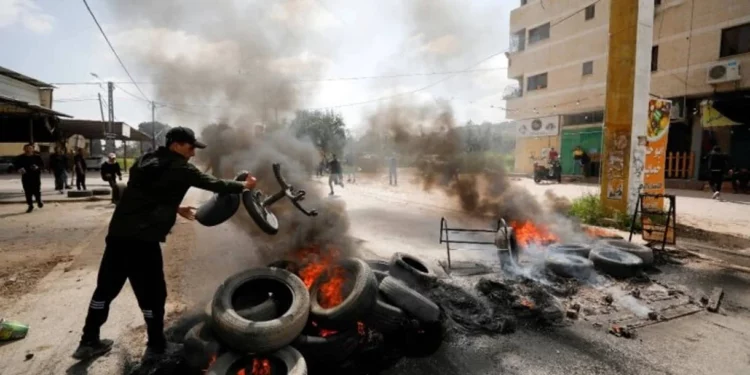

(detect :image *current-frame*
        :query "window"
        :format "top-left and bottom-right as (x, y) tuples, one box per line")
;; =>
(655, 0), (662, 5)
(720, 23), (750, 57)
(511, 29), (526, 52)
(528, 23), (550, 44)
(585, 4), (595, 20)
(521, 0), (528, 5)
(562, 111), (605, 126)
(651, 45), (659, 72)
(582, 61), (593, 75)
(527, 73), (548, 91)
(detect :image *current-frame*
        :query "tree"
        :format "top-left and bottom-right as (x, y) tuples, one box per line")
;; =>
(138, 121), (171, 148)
(289, 110), (347, 156)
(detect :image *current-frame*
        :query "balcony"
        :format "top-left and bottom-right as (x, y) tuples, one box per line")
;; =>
(502, 85), (523, 100)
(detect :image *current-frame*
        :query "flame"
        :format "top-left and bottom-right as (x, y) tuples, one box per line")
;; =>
(357, 322), (366, 336)
(295, 246), (347, 309)
(311, 320), (338, 338)
(250, 359), (271, 375)
(584, 226), (618, 239)
(204, 354), (217, 373)
(510, 221), (558, 247)
(520, 298), (535, 309)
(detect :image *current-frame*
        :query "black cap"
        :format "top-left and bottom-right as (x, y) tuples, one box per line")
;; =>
(165, 126), (206, 149)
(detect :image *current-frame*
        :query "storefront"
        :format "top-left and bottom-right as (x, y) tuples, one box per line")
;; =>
(512, 116), (560, 174)
(697, 94), (750, 179)
(560, 125), (603, 176)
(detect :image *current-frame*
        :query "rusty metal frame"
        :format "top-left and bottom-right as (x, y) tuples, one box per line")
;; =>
(439, 217), (509, 270)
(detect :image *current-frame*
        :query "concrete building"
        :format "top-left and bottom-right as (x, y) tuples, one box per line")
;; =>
(506, 0), (750, 182)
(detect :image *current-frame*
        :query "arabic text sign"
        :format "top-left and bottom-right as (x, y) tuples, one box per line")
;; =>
(643, 99), (671, 211)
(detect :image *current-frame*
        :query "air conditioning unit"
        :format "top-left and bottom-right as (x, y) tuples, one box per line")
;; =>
(706, 60), (741, 85)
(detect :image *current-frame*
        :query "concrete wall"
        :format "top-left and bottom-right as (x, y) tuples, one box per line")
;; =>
(514, 135), (560, 174)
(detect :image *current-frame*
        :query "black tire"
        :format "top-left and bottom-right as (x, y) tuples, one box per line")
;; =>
(379, 276), (440, 323)
(599, 239), (654, 266)
(91, 188), (111, 196)
(268, 260), (301, 276)
(241, 189), (279, 235)
(206, 346), (307, 375)
(495, 228), (519, 264)
(403, 320), (444, 358)
(211, 268), (309, 353)
(310, 258), (378, 329)
(544, 253), (594, 280)
(364, 297), (408, 334)
(204, 296), (281, 322)
(292, 330), (360, 364)
(114, 183), (127, 203)
(366, 260), (389, 284)
(588, 246), (644, 278)
(388, 253), (437, 288)
(67, 190), (93, 198)
(547, 243), (592, 258)
(184, 322), (223, 370)
(196, 193), (241, 227)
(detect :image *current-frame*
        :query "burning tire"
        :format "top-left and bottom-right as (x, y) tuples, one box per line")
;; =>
(211, 268), (309, 353)
(268, 260), (301, 275)
(292, 329), (360, 364)
(206, 346), (307, 375)
(588, 247), (644, 278)
(388, 253), (437, 288)
(310, 258), (378, 329)
(599, 239), (654, 266)
(366, 259), (389, 284)
(364, 297), (409, 334)
(495, 228), (519, 264)
(204, 297), (281, 322)
(242, 189), (279, 235)
(196, 193), (241, 227)
(547, 243), (592, 258)
(379, 276), (440, 323)
(544, 253), (594, 280)
(183, 322), (223, 370)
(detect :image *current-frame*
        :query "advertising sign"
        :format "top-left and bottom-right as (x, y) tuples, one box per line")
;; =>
(643, 98), (671, 211)
(516, 116), (559, 138)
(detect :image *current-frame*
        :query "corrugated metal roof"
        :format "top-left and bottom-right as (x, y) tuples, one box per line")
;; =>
(0, 66), (54, 88)
(0, 95), (72, 118)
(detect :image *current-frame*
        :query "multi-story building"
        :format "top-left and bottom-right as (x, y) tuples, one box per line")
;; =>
(506, 0), (750, 182)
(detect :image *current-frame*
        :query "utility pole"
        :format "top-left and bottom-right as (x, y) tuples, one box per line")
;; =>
(97, 93), (105, 121)
(151, 101), (156, 150)
(107, 81), (115, 153)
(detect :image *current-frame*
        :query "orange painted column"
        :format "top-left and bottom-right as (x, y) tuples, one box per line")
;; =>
(600, 0), (654, 215)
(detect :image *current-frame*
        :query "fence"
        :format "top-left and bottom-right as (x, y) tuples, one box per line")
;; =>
(665, 151), (694, 179)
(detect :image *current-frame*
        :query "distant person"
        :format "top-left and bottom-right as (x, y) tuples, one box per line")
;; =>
(580, 150), (591, 177)
(346, 155), (357, 183)
(100, 153), (122, 203)
(729, 166), (749, 194)
(705, 145), (729, 199)
(389, 156), (398, 186)
(328, 154), (343, 195)
(13, 144), (44, 213)
(548, 147), (559, 163)
(573, 146), (584, 175)
(73, 148), (87, 191)
(49, 146), (71, 194)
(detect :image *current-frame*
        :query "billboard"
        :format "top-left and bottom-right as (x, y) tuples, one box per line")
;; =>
(516, 116), (559, 138)
(643, 98), (671, 211)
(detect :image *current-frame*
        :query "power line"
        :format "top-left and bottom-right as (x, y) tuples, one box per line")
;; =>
(81, 0), (150, 102)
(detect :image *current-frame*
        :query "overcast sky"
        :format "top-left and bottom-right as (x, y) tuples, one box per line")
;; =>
(0, 0), (513, 133)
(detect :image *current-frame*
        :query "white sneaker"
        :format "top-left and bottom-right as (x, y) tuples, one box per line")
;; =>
(712, 191), (720, 199)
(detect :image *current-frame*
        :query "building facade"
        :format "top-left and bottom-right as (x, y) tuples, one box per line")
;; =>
(507, 0), (750, 180)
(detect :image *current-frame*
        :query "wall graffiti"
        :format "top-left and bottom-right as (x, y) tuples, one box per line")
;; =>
(628, 135), (647, 213)
(605, 131), (630, 201)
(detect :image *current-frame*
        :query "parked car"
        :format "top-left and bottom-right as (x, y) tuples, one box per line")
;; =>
(84, 156), (106, 171)
(0, 156), (15, 173)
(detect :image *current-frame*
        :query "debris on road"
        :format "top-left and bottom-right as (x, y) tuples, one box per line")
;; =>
(608, 324), (634, 339)
(707, 287), (724, 313)
(0, 318), (29, 341)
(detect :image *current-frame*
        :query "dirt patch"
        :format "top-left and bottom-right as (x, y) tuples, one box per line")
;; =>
(0, 254), (74, 298)
(677, 224), (750, 249)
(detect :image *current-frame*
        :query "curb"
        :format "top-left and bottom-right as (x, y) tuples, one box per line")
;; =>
(0, 196), (109, 205)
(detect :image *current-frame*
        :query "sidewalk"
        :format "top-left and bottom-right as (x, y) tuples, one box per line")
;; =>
(0, 172), (127, 204)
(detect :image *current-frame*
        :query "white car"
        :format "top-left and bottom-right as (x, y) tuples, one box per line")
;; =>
(84, 156), (106, 171)
(0, 156), (15, 173)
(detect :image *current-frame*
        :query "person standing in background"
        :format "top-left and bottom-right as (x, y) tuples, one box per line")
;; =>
(74, 148), (87, 191)
(388, 155), (398, 186)
(13, 144), (44, 213)
(49, 146), (71, 194)
(100, 153), (122, 203)
(573, 146), (584, 176)
(705, 145), (729, 200)
(328, 154), (343, 195)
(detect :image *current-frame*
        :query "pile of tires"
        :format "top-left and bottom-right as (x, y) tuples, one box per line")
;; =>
(186, 253), (445, 375)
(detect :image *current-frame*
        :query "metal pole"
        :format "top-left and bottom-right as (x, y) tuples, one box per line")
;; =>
(151, 101), (156, 150)
(107, 82), (115, 153)
(97, 93), (105, 121)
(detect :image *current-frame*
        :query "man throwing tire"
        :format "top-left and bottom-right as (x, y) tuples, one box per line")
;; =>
(100, 153), (122, 203)
(73, 127), (257, 361)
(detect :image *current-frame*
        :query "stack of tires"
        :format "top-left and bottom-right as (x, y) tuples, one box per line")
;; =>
(186, 253), (444, 375)
(544, 239), (653, 280)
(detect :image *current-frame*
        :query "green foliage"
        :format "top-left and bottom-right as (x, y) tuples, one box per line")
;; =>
(568, 194), (640, 231)
(289, 110), (347, 156)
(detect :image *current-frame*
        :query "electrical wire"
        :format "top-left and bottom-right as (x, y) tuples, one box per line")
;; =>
(81, 0), (150, 102)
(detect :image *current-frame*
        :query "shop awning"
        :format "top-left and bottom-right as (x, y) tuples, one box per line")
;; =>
(711, 95), (750, 125)
(0, 95), (71, 118)
(700, 100), (741, 128)
(58, 119), (153, 142)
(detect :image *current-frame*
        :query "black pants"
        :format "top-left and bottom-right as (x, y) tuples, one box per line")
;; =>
(76, 171), (87, 190)
(82, 236), (167, 349)
(21, 177), (42, 207)
(105, 177), (118, 202)
(710, 171), (723, 193)
(53, 170), (67, 191)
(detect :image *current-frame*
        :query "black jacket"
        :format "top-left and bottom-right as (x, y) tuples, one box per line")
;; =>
(74, 154), (87, 172)
(329, 159), (342, 174)
(100, 161), (122, 180)
(707, 151), (729, 172)
(107, 147), (245, 242)
(13, 154), (44, 181)
(49, 153), (69, 172)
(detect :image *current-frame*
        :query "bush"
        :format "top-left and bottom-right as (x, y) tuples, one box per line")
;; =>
(568, 194), (640, 231)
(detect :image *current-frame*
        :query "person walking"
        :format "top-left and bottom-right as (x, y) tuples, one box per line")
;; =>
(573, 146), (584, 176)
(346, 154), (357, 183)
(49, 146), (71, 194)
(100, 153), (122, 203)
(328, 154), (343, 195)
(72, 127), (258, 362)
(13, 144), (45, 213)
(388, 155), (398, 186)
(706, 145), (729, 200)
(73, 148), (87, 191)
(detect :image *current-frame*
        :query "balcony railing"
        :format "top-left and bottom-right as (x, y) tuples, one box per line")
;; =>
(502, 86), (523, 100)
